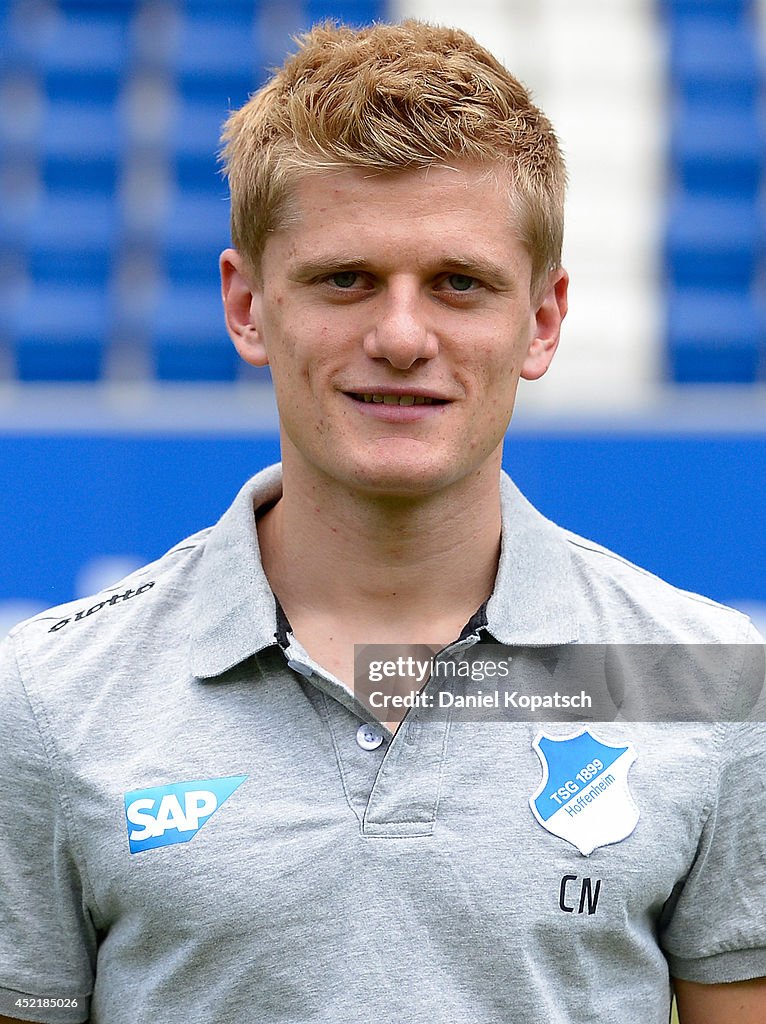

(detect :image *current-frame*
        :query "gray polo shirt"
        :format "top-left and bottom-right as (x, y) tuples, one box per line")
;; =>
(1, 464), (764, 1024)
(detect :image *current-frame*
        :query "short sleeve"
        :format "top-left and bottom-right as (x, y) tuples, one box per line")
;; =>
(0, 634), (94, 1023)
(660, 718), (766, 983)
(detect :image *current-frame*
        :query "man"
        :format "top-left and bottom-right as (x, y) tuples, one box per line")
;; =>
(1, 20), (764, 1024)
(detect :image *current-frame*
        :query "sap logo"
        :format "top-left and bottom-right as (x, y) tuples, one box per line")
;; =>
(124, 775), (247, 854)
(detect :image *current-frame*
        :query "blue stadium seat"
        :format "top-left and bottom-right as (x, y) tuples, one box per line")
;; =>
(149, 285), (239, 381)
(32, 12), (130, 104)
(667, 289), (764, 383)
(179, 0), (257, 10)
(26, 195), (118, 287)
(4, 2), (136, 149)
(14, 286), (109, 381)
(662, 0), (749, 19)
(305, 0), (386, 25)
(41, 101), (125, 194)
(0, 0), (318, 385)
(170, 14), (262, 106)
(670, 103), (763, 200)
(667, 17), (760, 107)
(171, 101), (229, 194)
(665, 195), (759, 289)
(2, 1), (63, 67)
(159, 194), (230, 285)
(663, 1), (765, 384)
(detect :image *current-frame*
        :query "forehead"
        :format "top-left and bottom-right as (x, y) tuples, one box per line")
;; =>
(265, 162), (529, 272)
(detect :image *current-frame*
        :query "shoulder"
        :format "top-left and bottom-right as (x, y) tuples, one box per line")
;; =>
(560, 526), (757, 644)
(5, 525), (212, 676)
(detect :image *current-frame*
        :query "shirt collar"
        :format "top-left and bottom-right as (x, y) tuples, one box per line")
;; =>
(190, 464), (284, 678)
(190, 464), (578, 678)
(485, 473), (579, 646)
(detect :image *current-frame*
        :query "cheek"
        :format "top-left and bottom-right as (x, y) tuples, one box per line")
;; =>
(463, 333), (527, 433)
(466, 334), (523, 391)
(265, 323), (337, 403)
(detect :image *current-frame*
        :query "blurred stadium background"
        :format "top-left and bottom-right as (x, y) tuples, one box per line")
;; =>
(0, 0), (765, 640)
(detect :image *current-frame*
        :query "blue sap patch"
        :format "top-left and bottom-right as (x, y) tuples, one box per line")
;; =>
(124, 775), (247, 854)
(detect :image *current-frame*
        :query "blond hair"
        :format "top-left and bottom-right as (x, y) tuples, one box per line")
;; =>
(221, 20), (565, 293)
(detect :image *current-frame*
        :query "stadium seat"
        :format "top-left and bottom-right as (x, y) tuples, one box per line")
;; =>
(148, 285), (239, 382)
(170, 101), (229, 194)
(14, 286), (109, 381)
(32, 12), (130, 105)
(26, 195), (118, 287)
(179, 0), (259, 10)
(305, 0), (386, 24)
(5, 0), (759, 391)
(667, 289), (764, 383)
(3, 1), (64, 67)
(41, 101), (125, 195)
(159, 194), (230, 285)
(667, 17), (760, 107)
(662, 0), (750, 18)
(665, 195), (759, 289)
(670, 103), (764, 200)
(169, 14), (262, 106)
(663, 0), (765, 384)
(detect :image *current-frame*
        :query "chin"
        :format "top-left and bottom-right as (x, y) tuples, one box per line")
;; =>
(337, 456), (472, 500)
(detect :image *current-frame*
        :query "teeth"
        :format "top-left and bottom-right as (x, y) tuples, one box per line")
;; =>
(359, 393), (436, 405)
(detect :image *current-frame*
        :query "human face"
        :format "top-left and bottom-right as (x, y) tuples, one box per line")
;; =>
(221, 163), (567, 499)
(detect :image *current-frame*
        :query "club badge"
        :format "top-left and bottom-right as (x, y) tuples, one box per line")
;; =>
(529, 728), (639, 857)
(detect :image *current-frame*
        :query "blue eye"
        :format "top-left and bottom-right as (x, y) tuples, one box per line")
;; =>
(330, 272), (358, 288)
(447, 274), (475, 291)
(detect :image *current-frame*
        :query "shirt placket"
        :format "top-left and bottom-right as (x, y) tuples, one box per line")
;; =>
(284, 634), (481, 838)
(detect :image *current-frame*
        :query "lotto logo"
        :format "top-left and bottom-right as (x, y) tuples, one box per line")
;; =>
(124, 775), (247, 854)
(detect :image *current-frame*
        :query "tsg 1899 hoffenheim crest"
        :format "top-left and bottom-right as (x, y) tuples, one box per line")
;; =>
(529, 728), (639, 857)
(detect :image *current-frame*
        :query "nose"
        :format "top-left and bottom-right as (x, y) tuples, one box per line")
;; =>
(363, 281), (439, 369)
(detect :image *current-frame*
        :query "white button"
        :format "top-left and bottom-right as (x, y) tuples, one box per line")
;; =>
(356, 723), (384, 750)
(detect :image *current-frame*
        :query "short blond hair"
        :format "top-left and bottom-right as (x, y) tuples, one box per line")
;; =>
(221, 20), (565, 293)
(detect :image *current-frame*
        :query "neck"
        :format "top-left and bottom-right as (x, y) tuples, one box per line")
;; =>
(257, 458), (503, 636)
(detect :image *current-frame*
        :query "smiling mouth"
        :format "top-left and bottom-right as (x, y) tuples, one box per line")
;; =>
(347, 393), (447, 406)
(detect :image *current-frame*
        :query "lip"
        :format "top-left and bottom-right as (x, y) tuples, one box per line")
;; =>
(342, 388), (451, 421)
(343, 387), (452, 401)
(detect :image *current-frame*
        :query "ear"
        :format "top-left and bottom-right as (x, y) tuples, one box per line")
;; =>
(520, 267), (569, 381)
(219, 248), (269, 367)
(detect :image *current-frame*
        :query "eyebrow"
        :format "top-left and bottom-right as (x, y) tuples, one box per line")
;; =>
(437, 255), (515, 289)
(289, 254), (516, 289)
(289, 255), (371, 280)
